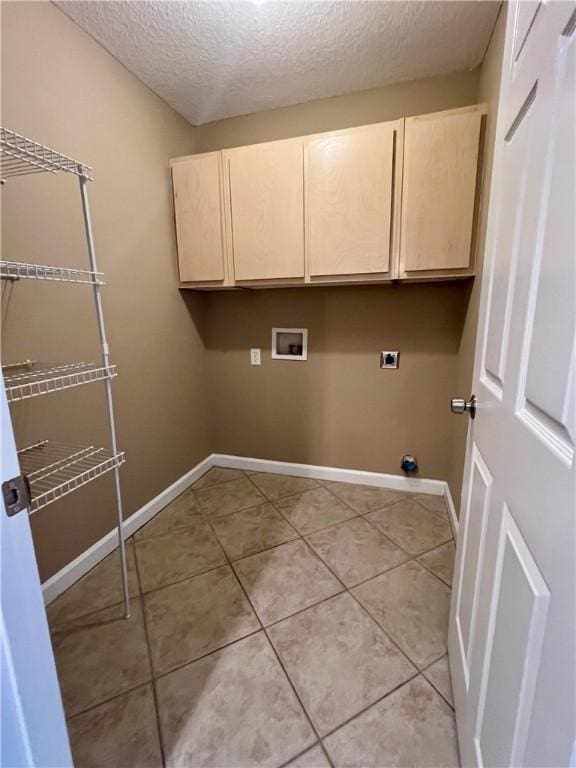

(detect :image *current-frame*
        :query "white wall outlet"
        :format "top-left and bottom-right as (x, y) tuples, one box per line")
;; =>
(380, 351), (400, 369)
(250, 348), (261, 366)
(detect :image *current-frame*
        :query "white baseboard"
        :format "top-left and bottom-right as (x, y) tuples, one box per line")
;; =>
(42, 452), (456, 605)
(214, 453), (447, 496)
(41, 454), (215, 605)
(443, 483), (459, 538)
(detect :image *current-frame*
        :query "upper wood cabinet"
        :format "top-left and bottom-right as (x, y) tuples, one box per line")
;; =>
(399, 106), (483, 279)
(304, 121), (402, 281)
(170, 152), (228, 285)
(170, 105), (485, 288)
(224, 139), (305, 282)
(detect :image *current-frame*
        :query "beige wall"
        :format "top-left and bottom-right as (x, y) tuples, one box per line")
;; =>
(447, 6), (507, 512)
(200, 71), (482, 481)
(195, 70), (480, 151)
(1, 1), (202, 579)
(205, 284), (471, 479)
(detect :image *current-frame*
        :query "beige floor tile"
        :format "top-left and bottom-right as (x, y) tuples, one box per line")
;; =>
(134, 490), (204, 541)
(234, 539), (343, 625)
(51, 599), (151, 717)
(286, 745), (331, 768)
(366, 498), (453, 555)
(47, 543), (139, 627)
(268, 593), (415, 735)
(418, 541), (456, 586)
(67, 684), (162, 768)
(135, 524), (226, 593)
(212, 503), (298, 560)
(325, 482), (411, 513)
(250, 472), (319, 500)
(306, 518), (408, 587)
(196, 476), (265, 518)
(144, 565), (259, 675)
(415, 493), (450, 519)
(275, 487), (356, 534)
(324, 677), (459, 767)
(192, 466), (245, 489)
(353, 561), (451, 668)
(156, 632), (315, 768)
(423, 655), (454, 707)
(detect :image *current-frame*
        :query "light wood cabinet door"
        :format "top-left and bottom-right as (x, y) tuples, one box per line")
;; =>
(225, 139), (304, 281)
(305, 121), (401, 279)
(400, 106), (483, 278)
(171, 153), (227, 284)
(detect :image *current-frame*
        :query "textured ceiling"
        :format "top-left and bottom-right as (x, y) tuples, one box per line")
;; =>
(57, 1), (500, 126)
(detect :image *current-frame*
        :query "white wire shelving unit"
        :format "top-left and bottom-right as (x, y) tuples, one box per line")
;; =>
(1, 126), (130, 618)
(3, 361), (117, 402)
(18, 441), (125, 514)
(0, 261), (104, 284)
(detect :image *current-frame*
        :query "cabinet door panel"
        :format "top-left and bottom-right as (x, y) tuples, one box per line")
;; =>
(401, 109), (482, 275)
(306, 123), (397, 277)
(227, 140), (304, 281)
(171, 153), (225, 283)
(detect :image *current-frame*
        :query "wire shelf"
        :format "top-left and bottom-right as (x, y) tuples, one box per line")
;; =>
(1, 127), (93, 182)
(0, 260), (104, 284)
(18, 440), (125, 514)
(3, 361), (117, 402)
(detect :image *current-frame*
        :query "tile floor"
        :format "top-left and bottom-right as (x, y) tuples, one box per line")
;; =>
(47, 467), (459, 768)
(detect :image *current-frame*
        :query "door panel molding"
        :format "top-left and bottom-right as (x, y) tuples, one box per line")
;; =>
(451, 445), (492, 693)
(474, 505), (550, 768)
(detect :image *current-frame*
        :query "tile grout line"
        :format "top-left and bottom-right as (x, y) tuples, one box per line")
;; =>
(316, 483), (454, 557)
(206, 477), (304, 563)
(319, 741), (334, 768)
(261, 587), (347, 632)
(254, 478), (455, 595)
(132, 539), (167, 768)
(270, 498), (362, 537)
(318, 670), (423, 743)
(291, 538), (447, 681)
(420, 663), (456, 712)
(297, 537), (421, 674)
(208, 492), (302, 557)
(350, 586), (449, 673)
(302, 538), (409, 593)
(244, 472), (404, 551)
(191, 466), (247, 491)
(151, 627), (264, 684)
(276, 742), (323, 768)
(200, 492), (326, 765)
(65, 679), (157, 723)
(416, 555), (454, 588)
(196, 469), (324, 520)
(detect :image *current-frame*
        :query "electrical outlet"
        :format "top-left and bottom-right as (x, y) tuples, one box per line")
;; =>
(380, 351), (400, 369)
(250, 348), (261, 366)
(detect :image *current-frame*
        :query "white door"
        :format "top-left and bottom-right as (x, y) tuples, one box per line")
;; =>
(449, 2), (575, 767)
(0, 376), (71, 767)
